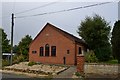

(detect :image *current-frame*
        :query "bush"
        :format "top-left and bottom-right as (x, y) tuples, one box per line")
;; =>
(2, 59), (10, 67)
(18, 55), (24, 62)
(95, 46), (111, 62)
(75, 72), (81, 76)
(28, 61), (36, 66)
(85, 50), (98, 63)
(13, 55), (25, 64)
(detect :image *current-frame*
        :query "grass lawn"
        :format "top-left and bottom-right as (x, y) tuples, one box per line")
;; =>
(102, 59), (119, 64)
(106, 59), (118, 64)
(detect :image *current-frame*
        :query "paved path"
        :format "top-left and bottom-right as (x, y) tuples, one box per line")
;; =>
(53, 66), (76, 78)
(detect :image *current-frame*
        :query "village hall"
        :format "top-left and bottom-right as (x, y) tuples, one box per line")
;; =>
(29, 23), (87, 65)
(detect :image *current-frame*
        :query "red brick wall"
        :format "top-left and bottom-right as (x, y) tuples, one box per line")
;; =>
(29, 25), (76, 65)
(76, 44), (84, 54)
(77, 55), (85, 73)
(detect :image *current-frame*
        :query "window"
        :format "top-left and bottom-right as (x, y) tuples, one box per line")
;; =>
(40, 47), (44, 56)
(67, 50), (70, 54)
(78, 47), (82, 54)
(51, 46), (56, 56)
(45, 44), (49, 56)
(32, 51), (37, 54)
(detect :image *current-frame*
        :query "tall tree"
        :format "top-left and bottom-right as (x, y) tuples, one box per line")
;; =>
(17, 35), (32, 59)
(111, 20), (120, 63)
(77, 14), (111, 61)
(0, 28), (11, 53)
(0, 28), (2, 55)
(13, 45), (18, 53)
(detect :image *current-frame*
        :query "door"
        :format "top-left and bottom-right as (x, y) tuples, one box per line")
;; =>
(63, 57), (66, 65)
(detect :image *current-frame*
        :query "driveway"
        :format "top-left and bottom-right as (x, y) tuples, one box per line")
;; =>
(53, 66), (76, 78)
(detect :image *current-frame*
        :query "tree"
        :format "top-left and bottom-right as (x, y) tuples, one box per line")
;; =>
(111, 20), (120, 63)
(17, 35), (32, 60)
(13, 45), (18, 53)
(0, 28), (11, 53)
(77, 14), (111, 61)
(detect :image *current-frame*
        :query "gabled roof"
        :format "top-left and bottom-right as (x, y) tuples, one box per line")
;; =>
(29, 23), (87, 47)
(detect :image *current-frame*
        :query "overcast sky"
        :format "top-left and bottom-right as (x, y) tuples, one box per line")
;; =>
(1, 1), (118, 45)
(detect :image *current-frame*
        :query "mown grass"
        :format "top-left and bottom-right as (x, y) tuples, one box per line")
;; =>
(101, 59), (119, 64)
(106, 59), (118, 64)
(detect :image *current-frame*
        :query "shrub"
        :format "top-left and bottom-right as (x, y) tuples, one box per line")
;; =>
(75, 72), (81, 76)
(2, 59), (9, 67)
(18, 55), (24, 62)
(95, 46), (111, 61)
(85, 50), (98, 63)
(28, 61), (36, 66)
(12, 55), (25, 64)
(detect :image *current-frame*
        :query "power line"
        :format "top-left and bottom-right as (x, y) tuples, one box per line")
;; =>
(15, 2), (111, 19)
(0, 1), (59, 19)
(15, 1), (59, 15)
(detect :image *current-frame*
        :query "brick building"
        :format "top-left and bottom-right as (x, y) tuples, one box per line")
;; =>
(29, 23), (87, 65)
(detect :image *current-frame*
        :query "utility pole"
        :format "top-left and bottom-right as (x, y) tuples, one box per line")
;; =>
(10, 13), (14, 65)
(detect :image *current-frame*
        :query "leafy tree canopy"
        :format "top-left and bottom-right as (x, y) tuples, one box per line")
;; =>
(77, 14), (111, 61)
(0, 28), (11, 53)
(111, 20), (120, 63)
(17, 35), (32, 59)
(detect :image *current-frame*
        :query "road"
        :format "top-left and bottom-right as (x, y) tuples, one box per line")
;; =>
(1, 73), (53, 80)
(1, 70), (119, 80)
(1, 72), (30, 78)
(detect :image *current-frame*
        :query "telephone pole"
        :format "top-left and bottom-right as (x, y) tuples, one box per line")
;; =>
(10, 13), (14, 65)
